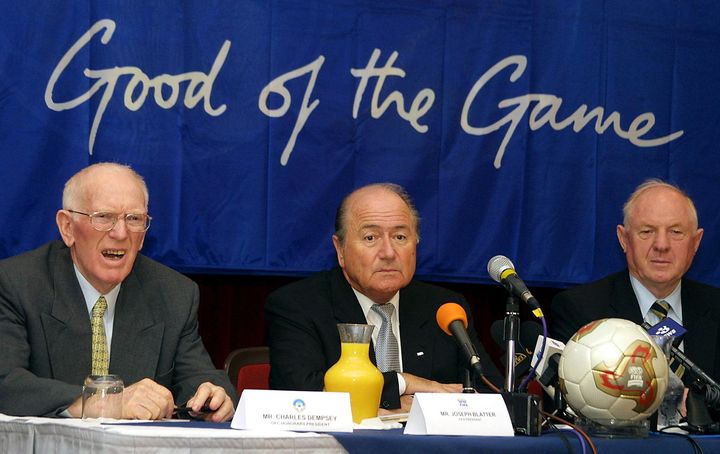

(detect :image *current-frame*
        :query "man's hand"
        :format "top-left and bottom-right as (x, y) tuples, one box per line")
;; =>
(402, 372), (462, 394)
(185, 382), (235, 422)
(680, 387), (689, 418)
(65, 378), (174, 419)
(121, 378), (175, 420)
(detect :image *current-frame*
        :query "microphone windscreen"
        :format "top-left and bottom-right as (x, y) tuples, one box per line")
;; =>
(490, 319), (505, 349)
(520, 321), (543, 352)
(487, 255), (514, 282)
(491, 321), (541, 377)
(436, 302), (468, 336)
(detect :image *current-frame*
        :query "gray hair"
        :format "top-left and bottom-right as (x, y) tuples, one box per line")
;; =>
(622, 178), (698, 228)
(62, 162), (149, 210)
(334, 183), (420, 244)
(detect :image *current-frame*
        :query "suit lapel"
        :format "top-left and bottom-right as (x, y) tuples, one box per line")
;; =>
(398, 282), (432, 378)
(108, 266), (165, 382)
(610, 271), (644, 323)
(42, 246), (93, 384)
(329, 268), (367, 324)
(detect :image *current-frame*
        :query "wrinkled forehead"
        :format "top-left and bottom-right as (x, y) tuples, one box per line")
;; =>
(80, 168), (148, 209)
(629, 187), (696, 227)
(347, 189), (414, 227)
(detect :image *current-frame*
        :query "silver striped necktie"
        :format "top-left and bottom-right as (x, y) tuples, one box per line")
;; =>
(371, 303), (401, 373)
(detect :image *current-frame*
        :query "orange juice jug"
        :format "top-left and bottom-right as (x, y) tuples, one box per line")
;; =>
(324, 323), (384, 423)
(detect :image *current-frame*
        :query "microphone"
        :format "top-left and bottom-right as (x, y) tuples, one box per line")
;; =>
(532, 335), (566, 399)
(487, 255), (543, 317)
(642, 319), (720, 392)
(642, 317), (720, 436)
(436, 302), (484, 377)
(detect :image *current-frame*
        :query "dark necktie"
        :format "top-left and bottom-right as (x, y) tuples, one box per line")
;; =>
(650, 300), (671, 321)
(650, 299), (684, 378)
(91, 296), (109, 375)
(371, 303), (401, 373)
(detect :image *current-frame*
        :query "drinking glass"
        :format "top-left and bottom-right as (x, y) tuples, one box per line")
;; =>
(81, 374), (124, 420)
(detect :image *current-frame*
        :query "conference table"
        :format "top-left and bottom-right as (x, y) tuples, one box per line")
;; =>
(2, 413), (720, 453)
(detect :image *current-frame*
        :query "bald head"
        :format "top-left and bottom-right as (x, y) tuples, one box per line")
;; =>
(334, 183), (420, 245)
(63, 163), (149, 211)
(622, 179), (697, 229)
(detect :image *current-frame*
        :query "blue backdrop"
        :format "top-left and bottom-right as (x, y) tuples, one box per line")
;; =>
(1, 0), (718, 287)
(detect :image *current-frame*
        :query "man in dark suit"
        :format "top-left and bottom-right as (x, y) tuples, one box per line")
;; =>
(551, 179), (720, 383)
(266, 183), (500, 412)
(0, 163), (236, 420)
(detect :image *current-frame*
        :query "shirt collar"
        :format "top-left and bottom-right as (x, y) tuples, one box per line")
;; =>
(73, 264), (121, 317)
(629, 273), (682, 324)
(353, 289), (400, 319)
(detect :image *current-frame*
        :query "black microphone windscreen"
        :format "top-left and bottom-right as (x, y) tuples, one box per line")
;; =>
(491, 320), (540, 355)
(491, 319), (505, 349)
(491, 320), (536, 376)
(519, 321), (542, 353)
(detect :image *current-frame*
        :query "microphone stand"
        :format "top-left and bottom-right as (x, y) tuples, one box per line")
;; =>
(642, 321), (720, 432)
(462, 369), (475, 393)
(500, 295), (541, 435)
(503, 295), (521, 392)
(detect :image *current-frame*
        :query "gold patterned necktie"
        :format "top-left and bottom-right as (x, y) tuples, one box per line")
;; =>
(650, 299), (685, 378)
(91, 296), (109, 375)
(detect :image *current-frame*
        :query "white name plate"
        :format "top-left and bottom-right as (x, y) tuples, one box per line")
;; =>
(404, 393), (514, 436)
(231, 389), (353, 432)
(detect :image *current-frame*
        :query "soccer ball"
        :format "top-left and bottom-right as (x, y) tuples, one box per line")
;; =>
(558, 318), (669, 424)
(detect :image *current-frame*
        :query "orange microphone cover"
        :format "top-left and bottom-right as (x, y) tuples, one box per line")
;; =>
(436, 302), (468, 336)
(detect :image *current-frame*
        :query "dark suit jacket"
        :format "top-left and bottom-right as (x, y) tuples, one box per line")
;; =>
(265, 267), (500, 409)
(0, 241), (236, 416)
(550, 270), (720, 383)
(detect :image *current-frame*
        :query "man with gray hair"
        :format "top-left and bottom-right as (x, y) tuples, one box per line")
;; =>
(267, 183), (500, 413)
(0, 162), (236, 420)
(551, 179), (720, 383)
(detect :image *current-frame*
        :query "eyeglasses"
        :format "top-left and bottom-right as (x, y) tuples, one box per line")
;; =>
(67, 210), (152, 232)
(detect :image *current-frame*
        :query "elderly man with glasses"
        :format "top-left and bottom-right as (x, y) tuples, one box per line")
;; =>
(0, 162), (236, 420)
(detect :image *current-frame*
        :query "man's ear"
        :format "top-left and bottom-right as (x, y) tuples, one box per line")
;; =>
(616, 224), (627, 253)
(56, 210), (75, 247)
(332, 235), (344, 268)
(693, 227), (704, 254)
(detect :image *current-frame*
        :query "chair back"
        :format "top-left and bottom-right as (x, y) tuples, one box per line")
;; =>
(223, 346), (270, 397)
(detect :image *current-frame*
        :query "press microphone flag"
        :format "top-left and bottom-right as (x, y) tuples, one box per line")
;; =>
(436, 302), (483, 376)
(487, 255), (544, 318)
(646, 317), (687, 339)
